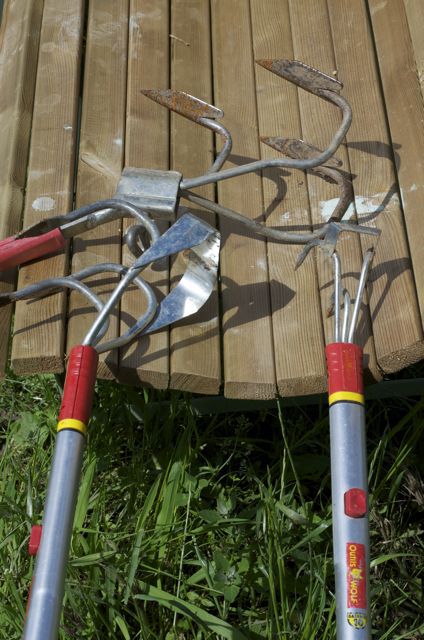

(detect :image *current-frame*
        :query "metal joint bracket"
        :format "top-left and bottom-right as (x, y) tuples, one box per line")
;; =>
(114, 167), (182, 220)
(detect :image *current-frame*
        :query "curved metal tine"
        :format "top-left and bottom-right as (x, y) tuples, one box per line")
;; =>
(0, 274), (111, 345)
(347, 248), (375, 344)
(95, 274), (158, 353)
(180, 189), (328, 244)
(180, 61), (351, 191)
(261, 137), (342, 168)
(341, 289), (351, 343)
(261, 137), (353, 223)
(332, 252), (342, 343)
(17, 199), (160, 250)
(83, 213), (220, 347)
(141, 90), (232, 172)
(98, 231), (220, 350)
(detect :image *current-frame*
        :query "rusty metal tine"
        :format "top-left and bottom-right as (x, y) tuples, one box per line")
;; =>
(256, 59), (342, 97)
(260, 137), (342, 168)
(261, 136), (353, 223)
(140, 90), (223, 122)
(141, 90), (232, 172)
(312, 166), (353, 222)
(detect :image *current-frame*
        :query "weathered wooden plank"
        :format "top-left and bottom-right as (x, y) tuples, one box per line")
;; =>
(288, 0), (380, 381)
(210, 0), (276, 399)
(328, 0), (424, 373)
(66, 0), (129, 378)
(369, 0), (424, 329)
(403, 0), (424, 97)
(250, 0), (327, 396)
(11, 0), (85, 374)
(0, 0), (44, 376)
(118, 0), (170, 389)
(169, 0), (221, 394)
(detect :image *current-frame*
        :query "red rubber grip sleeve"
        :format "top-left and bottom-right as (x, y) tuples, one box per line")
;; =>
(58, 346), (99, 424)
(325, 342), (363, 395)
(0, 228), (66, 271)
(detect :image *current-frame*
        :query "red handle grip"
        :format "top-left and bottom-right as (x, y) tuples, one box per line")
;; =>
(325, 342), (363, 396)
(58, 345), (99, 425)
(0, 228), (66, 271)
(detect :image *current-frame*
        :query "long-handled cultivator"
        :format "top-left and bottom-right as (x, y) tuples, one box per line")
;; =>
(0, 59), (380, 639)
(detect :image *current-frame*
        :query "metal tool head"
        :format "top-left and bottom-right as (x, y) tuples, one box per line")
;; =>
(330, 249), (376, 344)
(260, 136), (342, 168)
(295, 222), (381, 270)
(262, 136), (354, 225)
(256, 59), (342, 97)
(82, 213), (220, 351)
(3, 215), (220, 356)
(141, 90), (232, 174)
(0, 264), (155, 348)
(141, 90), (224, 123)
(17, 199), (161, 255)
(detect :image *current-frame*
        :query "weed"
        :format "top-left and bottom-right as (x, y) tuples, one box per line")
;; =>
(0, 374), (423, 638)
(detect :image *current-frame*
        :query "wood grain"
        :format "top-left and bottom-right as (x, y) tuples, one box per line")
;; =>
(0, 0), (44, 376)
(211, 0), (276, 399)
(328, 0), (424, 372)
(11, 0), (85, 374)
(289, 0), (380, 381)
(118, 0), (170, 388)
(66, 0), (129, 377)
(369, 0), (424, 328)
(403, 0), (424, 97)
(169, 0), (221, 394)
(250, 0), (327, 395)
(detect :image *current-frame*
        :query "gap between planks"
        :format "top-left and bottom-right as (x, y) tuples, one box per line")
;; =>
(11, 0), (85, 375)
(0, 0), (44, 376)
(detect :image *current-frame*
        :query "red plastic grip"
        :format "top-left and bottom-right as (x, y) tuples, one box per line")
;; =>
(58, 345), (99, 424)
(0, 228), (66, 271)
(325, 342), (363, 396)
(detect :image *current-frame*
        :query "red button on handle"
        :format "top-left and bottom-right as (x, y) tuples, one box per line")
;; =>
(344, 488), (367, 518)
(28, 525), (42, 556)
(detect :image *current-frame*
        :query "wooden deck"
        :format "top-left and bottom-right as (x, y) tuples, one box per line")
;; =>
(1, 0), (423, 399)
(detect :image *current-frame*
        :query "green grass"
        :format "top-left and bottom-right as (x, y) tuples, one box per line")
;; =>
(0, 372), (423, 638)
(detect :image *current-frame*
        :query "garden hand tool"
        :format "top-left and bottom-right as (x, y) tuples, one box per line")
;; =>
(326, 247), (378, 639)
(1, 213), (220, 640)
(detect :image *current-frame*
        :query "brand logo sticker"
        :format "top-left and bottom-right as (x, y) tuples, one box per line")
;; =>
(346, 542), (366, 609)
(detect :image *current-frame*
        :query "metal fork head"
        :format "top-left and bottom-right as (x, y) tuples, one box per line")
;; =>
(330, 249), (376, 345)
(2, 215), (220, 356)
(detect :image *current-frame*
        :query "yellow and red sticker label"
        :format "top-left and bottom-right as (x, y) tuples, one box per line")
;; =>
(346, 542), (366, 609)
(347, 612), (367, 629)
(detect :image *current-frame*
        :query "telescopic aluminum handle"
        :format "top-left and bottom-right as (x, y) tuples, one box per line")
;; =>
(326, 342), (370, 639)
(23, 346), (98, 640)
(0, 228), (66, 271)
